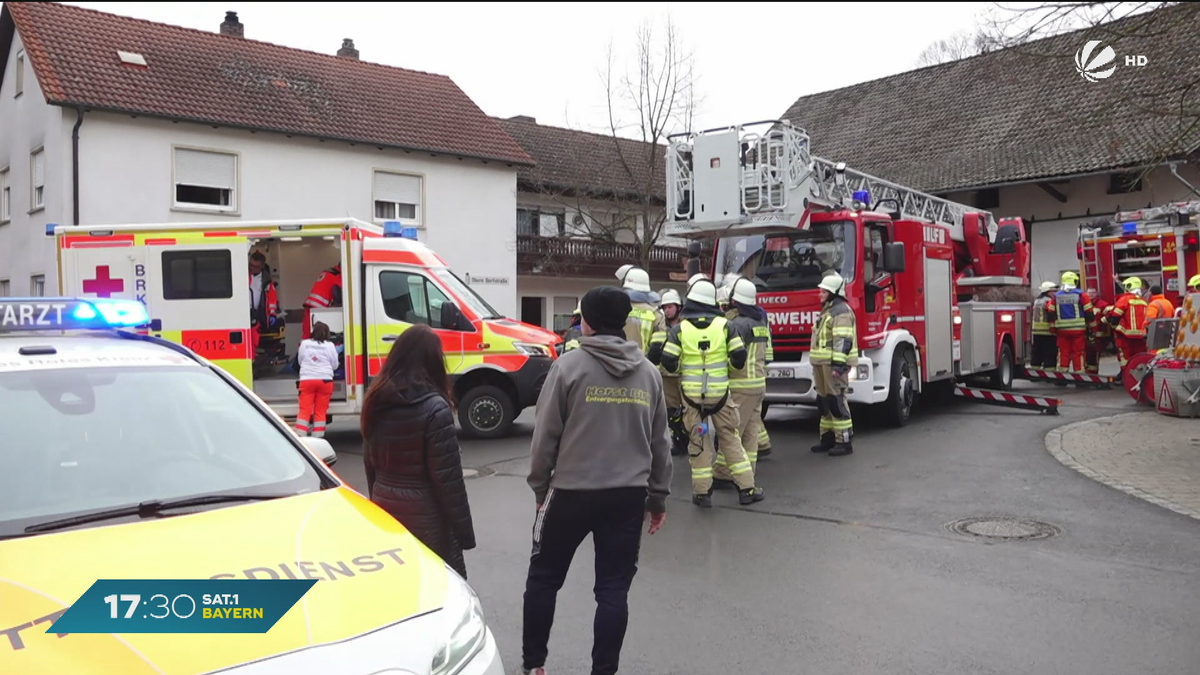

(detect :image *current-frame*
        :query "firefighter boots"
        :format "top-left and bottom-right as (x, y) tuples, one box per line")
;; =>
(811, 431), (835, 453)
(739, 487), (765, 505)
(692, 493), (712, 508)
(828, 443), (853, 457)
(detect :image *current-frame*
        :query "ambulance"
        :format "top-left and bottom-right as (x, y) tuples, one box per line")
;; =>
(50, 218), (561, 439)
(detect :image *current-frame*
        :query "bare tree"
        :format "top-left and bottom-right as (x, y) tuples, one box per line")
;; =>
(915, 27), (1006, 67)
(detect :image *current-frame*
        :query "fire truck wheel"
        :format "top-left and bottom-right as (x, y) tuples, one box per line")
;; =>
(878, 346), (916, 428)
(457, 385), (516, 440)
(989, 342), (1015, 391)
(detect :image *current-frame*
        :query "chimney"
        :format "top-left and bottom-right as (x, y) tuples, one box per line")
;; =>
(220, 11), (243, 37)
(510, 115), (537, 123)
(337, 38), (359, 60)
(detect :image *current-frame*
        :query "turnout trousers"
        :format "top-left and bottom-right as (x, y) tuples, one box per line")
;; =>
(296, 379), (334, 437)
(1031, 334), (1058, 369)
(1056, 330), (1086, 373)
(523, 487), (645, 675)
(683, 397), (754, 495)
(714, 388), (764, 481)
(813, 365), (853, 444)
(1115, 334), (1147, 368)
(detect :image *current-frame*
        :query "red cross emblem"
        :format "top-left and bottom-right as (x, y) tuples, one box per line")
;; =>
(83, 266), (125, 298)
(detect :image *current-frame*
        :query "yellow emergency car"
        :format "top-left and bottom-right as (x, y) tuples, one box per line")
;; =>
(0, 297), (504, 675)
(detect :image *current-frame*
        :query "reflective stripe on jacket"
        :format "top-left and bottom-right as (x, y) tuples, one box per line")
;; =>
(1049, 289), (1092, 332)
(1109, 293), (1149, 337)
(626, 304), (662, 353)
(1146, 295), (1174, 321)
(727, 310), (773, 391)
(661, 315), (746, 404)
(810, 297), (858, 367)
(1032, 295), (1053, 335)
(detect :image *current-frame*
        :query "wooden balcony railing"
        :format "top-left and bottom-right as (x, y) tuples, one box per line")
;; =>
(516, 234), (713, 282)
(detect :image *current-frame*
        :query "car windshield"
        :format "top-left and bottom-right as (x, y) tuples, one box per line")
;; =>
(0, 365), (323, 537)
(714, 220), (857, 291)
(432, 268), (503, 320)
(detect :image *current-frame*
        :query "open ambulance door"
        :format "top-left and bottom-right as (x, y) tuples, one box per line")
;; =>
(142, 239), (254, 387)
(363, 263), (467, 382)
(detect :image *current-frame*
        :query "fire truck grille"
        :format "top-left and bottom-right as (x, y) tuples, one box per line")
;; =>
(773, 336), (811, 352)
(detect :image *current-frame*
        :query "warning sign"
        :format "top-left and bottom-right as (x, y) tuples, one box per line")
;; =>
(1157, 378), (1176, 415)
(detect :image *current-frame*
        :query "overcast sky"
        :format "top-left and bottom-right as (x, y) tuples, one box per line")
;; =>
(68, 2), (992, 139)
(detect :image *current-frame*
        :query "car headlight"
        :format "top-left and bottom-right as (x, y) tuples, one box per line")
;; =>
(430, 566), (488, 675)
(514, 341), (551, 357)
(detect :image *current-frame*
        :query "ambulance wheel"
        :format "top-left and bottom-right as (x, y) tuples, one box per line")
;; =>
(989, 342), (1015, 391)
(458, 385), (515, 440)
(878, 346), (916, 428)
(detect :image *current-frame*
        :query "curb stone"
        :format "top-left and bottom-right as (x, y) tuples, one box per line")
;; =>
(1044, 412), (1200, 522)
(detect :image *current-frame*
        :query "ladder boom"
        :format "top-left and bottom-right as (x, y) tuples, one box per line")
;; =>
(666, 120), (996, 242)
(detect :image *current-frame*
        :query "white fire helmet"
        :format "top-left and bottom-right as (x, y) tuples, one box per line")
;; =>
(731, 277), (757, 305)
(1039, 281), (1058, 294)
(687, 279), (718, 307)
(818, 272), (846, 297)
(623, 267), (651, 293)
(615, 264), (635, 284)
(660, 289), (682, 307)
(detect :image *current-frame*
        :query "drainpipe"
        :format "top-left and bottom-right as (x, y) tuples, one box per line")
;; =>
(1168, 161), (1200, 198)
(72, 107), (84, 225)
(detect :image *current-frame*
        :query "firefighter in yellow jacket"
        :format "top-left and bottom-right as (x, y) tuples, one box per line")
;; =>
(649, 288), (688, 455)
(617, 265), (666, 353)
(810, 272), (858, 457)
(657, 279), (765, 507)
(712, 276), (773, 488)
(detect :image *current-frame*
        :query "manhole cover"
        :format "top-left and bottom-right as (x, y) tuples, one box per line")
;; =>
(462, 467), (495, 479)
(945, 517), (1061, 541)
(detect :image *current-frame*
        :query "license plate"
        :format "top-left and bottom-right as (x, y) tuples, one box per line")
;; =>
(768, 368), (794, 379)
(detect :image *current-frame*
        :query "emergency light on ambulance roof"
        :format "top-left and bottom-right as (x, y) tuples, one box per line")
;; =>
(0, 298), (150, 332)
(382, 220), (418, 240)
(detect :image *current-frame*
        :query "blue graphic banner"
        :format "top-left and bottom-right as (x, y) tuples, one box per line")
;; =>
(47, 579), (317, 634)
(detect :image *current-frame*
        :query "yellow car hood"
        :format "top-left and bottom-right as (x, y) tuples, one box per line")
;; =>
(0, 487), (451, 675)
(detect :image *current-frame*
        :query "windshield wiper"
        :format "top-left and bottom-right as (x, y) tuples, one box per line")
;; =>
(23, 493), (293, 534)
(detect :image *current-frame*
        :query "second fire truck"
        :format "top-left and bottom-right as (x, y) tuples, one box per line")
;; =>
(666, 120), (1036, 426)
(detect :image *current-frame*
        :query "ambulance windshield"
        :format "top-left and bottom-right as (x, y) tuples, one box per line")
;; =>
(431, 268), (504, 320)
(714, 220), (857, 292)
(0, 365), (325, 537)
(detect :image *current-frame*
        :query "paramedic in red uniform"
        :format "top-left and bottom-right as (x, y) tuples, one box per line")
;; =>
(1108, 276), (1149, 372)
(1045, 271), (1093, 373)
(249, 251), (280, 357)
(303, 264), (342, 339)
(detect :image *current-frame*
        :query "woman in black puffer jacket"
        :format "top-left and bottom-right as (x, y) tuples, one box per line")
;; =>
(361, 324), (476, 578)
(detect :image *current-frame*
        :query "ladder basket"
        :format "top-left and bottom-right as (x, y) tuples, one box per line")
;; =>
(1152, 359), (1200, 418)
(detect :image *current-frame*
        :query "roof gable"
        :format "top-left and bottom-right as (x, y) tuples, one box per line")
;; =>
(1, 2), (533, 166)
(781, 3), (1200, 193)
(496, 116), (666, 203)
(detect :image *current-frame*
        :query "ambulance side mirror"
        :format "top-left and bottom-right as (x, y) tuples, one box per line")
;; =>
(300, 437), (338, 467)
(882, 242), (906, 273)
(440, 301), (471, 331)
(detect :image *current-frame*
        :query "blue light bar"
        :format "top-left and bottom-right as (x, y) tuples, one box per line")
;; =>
(45, 222), (59, 237)
(0, 298), (150, 332)
(382, 220), (418, 240)
(1122, 221), (1137, 235)
(852, 190), (871, 206)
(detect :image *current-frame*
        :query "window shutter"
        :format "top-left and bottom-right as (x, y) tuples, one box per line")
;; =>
(374, 172), (421, 205)
(32, 152), (44, 187)
(175, 149), (236, 189)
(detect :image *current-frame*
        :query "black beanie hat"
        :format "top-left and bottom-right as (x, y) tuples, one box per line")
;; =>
(581, 286), (632, 337)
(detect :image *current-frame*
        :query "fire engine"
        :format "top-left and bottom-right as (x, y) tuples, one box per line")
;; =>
(666, 120), (1035, 426)
(1078, 200), (1200, 309)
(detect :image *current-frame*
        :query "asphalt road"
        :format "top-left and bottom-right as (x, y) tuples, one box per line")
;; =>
(324, 381), (1200, 675)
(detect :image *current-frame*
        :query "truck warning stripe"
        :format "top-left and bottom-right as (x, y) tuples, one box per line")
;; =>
(954, 386), (1061, 414)
(1022, 368), (1115, 386)
(181, 329), (252, 361)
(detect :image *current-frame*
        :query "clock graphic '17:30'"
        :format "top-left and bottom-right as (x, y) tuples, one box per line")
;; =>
(104, 593), (197, 620)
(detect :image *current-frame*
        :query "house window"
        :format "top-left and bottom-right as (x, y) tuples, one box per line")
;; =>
(30, 149), (44, 211)
(14, 50), (23, 97)
(1, 167), (10, 222)
(161, 249), (233, 300)
(373, 171), (422, 225)
(30, 275), (45, 297)
(0, 279), (9, 297)
(1107, 172), (1143, 195)
(173, 147), (237, 211)
(517, 208), (565, 237)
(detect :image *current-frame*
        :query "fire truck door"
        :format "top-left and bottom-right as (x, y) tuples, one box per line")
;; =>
(924, 255), (954, 379)
(143, 241), (253, 373)
(66, 244), (145, 306)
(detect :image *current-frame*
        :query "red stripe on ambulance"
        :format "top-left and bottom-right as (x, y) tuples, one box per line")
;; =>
(62, 235), (136, 249)
(362, 249), (435, 266)
(144, 238), (177, 246)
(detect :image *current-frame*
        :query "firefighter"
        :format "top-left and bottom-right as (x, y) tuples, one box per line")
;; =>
(712, 277), (773, 489)
(619, 266), (665, 353)
(1031, 281), (1058, 369)
(249, 251), (281, 358)
(657, 279), (764, 508)
(1145, 284), (1175, 322)
(1109, 276), (1149, 370)
(562, 302), (582, 352)
(810, 272), (857, 457)
(1086, 286), (1111, 374)
(1046, 271), (1094, 374)
(649, 289), (688, 456)
(303, 264), (342, 340)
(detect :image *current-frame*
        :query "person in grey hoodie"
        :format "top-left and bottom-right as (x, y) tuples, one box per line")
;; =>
(522, 285), (674, 675)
